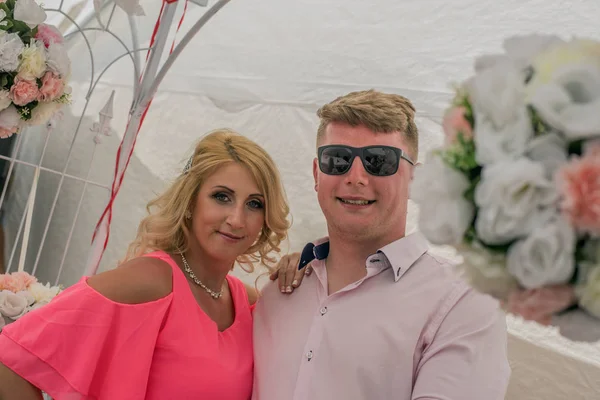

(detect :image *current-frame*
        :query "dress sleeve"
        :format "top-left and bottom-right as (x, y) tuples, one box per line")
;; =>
(0, 277), (173, 400)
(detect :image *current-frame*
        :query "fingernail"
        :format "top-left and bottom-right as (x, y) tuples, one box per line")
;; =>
(281, 287), (285, 293)
(286, 286), (292, 293)
(292, 280), (298, 287)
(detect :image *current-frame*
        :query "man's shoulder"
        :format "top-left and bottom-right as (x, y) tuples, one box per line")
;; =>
(410, 250), (465, 286)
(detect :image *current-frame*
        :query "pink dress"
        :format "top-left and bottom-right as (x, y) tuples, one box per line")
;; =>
(0, 251), (254, 399)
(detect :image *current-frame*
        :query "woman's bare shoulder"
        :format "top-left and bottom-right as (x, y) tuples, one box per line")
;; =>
(86, 255), (174, 304)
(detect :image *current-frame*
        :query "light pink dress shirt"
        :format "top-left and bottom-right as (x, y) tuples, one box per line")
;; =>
(252, 232), (510, 400)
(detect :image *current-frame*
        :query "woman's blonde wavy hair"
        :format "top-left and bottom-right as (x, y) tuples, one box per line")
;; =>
(123, 128), (291, 273)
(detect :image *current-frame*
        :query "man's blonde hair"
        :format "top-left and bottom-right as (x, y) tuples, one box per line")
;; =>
(316, 89), (418, 159)
(123, 128), (291, 273)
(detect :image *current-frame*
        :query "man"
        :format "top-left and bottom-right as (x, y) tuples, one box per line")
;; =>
(252, 90), (510, 400)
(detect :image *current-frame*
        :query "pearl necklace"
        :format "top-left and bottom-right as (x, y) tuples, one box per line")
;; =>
(179, 251), (223, 299)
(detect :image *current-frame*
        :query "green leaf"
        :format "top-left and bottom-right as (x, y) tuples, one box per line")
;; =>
(11, 19), (31, 35)
(440, 134), (479, 175)
(528, 105), (552, 136)
(0, 72), (14, 89)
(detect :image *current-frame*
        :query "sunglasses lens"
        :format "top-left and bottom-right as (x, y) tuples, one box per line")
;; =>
(362, 147), (399, 176)
(319, 147), (354, 175)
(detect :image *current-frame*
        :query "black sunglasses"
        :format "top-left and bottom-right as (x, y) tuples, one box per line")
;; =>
(317, 145), (415, 177)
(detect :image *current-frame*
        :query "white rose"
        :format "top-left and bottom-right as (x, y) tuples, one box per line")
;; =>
(474, 158), (557, 245)
(526, 38), (600, 140)
(17, 40), (46, 80)
(473, 110), (533, 165)
(456, 242), (519, 301)
(15, 290), (35, 307)
(467, 63), (534, 165)
(411, 152), (475, 245)
(524, 132), (569, 180)
(27, 282), (60, 304)
(0, 90), (11, 112)
(475, 34), (565, 73)
(45, 43), (71, 80)
(0, 32), (25, 72)
(14, 0), (47, 28)
(468, 62), (526, 128)
(0, 105), (22, 131)
(507, 215), (576, 289)
(0, 289), (28, 319)
(529, 81), (600, 141)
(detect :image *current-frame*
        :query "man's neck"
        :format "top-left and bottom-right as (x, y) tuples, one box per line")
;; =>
(325, 230), (404, 295)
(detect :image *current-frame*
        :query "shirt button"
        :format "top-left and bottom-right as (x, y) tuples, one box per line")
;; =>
(306, 350), (313, 361)
(320, 307), (328, 315)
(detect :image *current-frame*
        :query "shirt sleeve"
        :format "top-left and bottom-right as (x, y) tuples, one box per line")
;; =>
(0, 277), (173, 400)
(411, 288), (511, 400)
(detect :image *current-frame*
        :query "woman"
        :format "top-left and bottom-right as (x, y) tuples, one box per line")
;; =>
(0, 129), (304, 399)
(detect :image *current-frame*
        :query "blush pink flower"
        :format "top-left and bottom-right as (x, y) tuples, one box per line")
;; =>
(504, 285), (577, 325)
(11, 272), (37, 288)
(442, 106), (473, 145)
(35, 24), (64, 48)
(10, 78), (39, 106)
(37, 72), (64, 102)
(557, 151), (600, 236)
(0, 272), (36, 293)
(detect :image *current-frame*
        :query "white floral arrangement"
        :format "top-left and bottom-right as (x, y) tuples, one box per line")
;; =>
(411, 34), (600, 328)
(0, 271), (62, 330)
(0, 0), (71, 139)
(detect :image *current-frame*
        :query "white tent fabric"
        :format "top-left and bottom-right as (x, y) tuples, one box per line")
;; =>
(3, 0), (600, 398)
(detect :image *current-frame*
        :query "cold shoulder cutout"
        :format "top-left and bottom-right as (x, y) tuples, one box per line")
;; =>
(86, 255), (173, 304)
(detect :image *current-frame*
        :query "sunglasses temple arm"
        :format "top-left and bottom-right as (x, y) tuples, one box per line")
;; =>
(401, 154), (416, 165)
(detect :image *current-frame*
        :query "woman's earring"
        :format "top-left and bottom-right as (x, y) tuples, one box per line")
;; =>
(185, 210), (192, 220)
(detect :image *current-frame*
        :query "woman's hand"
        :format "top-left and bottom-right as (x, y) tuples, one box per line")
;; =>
(270, 253), (313, 294)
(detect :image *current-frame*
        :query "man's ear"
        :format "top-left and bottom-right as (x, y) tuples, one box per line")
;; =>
(312, 158), (319, 192)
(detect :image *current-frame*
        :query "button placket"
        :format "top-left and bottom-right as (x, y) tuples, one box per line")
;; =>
(292, 301), (330, 400)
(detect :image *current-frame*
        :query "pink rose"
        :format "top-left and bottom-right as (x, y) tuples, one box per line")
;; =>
(442, 106), (473, 145)
(0, 272), (37, 293)
(35, 24), (64, 48)
(557, 151), (600, 236)
(10, 78), (39, 106)
(11, 272), (37, 288)
(38, 72), (64, 102)
(504, 285), (577, 326)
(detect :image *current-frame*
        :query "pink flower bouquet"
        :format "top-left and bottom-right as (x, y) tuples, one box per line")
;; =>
(0, 271), (62, 330)
(0, 0), (71, 139)
(410, 34), (600, 336)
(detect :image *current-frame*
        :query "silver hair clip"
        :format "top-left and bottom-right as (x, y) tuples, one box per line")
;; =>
(183, 155), (193, 174)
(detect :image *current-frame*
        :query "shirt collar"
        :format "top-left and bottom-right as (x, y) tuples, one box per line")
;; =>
(298, 232), (430, 282)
